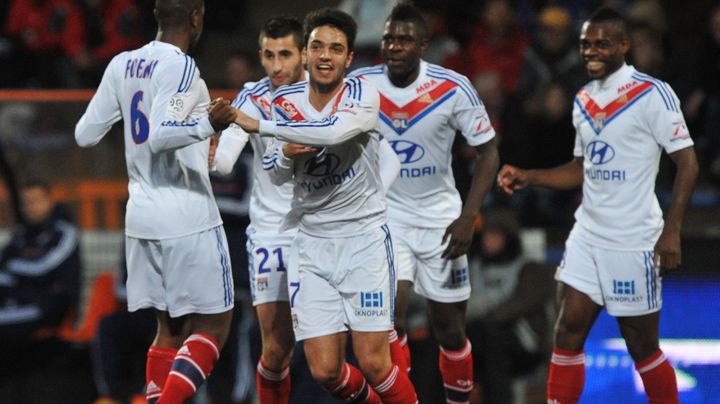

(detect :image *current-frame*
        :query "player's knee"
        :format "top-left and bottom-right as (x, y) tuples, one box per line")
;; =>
(356, 354), (391, 383)
(308, 363), (343, 387)
(262, 340), (293, 368)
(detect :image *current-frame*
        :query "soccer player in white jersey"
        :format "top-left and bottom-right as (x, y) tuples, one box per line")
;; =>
(231, 8), (418, 403)
(498, 8), (698, 404)
(210, 16), (309, 404)
(74, 1), (238, 403)
(351, 3), (499, 402)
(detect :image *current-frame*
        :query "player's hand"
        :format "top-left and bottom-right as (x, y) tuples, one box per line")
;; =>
(234, 109), (260, 133)
(209, 98), (236, 132)
(441, 212), (475, 259)
(497, 164), (529, 195)
(653, 228), (681, 275)
(283, 143), (319, 158)
(208, 134), (219, 167)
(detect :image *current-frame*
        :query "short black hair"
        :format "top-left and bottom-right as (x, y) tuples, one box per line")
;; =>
(587, 6), (629, 39)
(387, 1), (428, 39)
(21, 178), (51, 193)
(303, 8), (357, 52)
(259, 15), (304, 50)
(154, 0), (203, 28)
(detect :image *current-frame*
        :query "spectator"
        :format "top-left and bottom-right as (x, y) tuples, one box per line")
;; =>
(515, 6), (586, 111)
(466, 210), (554, 404)
(0, 179), (81, 361)
(76, 0), (145, 86)
(4, 0), (86, 87)
(683, 4), (720, 186)
(91, 250), (155, 404)
(224, 51), (261, 90)
(444, 0), (528, 93)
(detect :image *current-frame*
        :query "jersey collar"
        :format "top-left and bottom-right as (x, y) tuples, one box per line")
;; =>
(594, 63), (634, 92)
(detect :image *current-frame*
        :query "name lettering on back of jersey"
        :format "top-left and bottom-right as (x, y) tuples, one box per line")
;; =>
(125, 58), (159, 80)
(380, 79), (457, 135)
(576, 81), (653, 134)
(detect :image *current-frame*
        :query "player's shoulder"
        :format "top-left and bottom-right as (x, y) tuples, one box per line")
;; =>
(342, 76), (378, 102)
(348, 64), (385, 81)
(272, 80), (307, 103)
(424, 62), (482, 106)
(628, 69), (680, 112)
(232, 77), (271, 107)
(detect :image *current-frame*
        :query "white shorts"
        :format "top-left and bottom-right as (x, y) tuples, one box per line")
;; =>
(289, 225), (395, 341)
(125, 226), (234, 318)
(246, 228), (295, 306)
(556, 235), (662, 316)
(391, 224), (471, 303)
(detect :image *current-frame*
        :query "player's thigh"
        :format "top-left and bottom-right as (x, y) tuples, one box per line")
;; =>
(388, 223), (417, 283)
(410, 227), (471, 302)
(595, 249), (662, 317)
(163, 226), (234, 318)
(246, 232), (292, 306)
(339, 225), (394, 334)
(125, 236), (166, 312)
(555, 236), (604, 306)
(290, 232), (347, 341)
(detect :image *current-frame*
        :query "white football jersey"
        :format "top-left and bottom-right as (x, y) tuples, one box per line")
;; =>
(225, 77), (295, 237)
(75, 41), (221, 239)
(570, 64), (694, 250)
(351, 61), (495, 228)
(260, 77), (386, 237)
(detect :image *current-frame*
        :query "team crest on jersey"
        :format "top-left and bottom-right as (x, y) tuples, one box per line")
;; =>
(256, 277), (268, 291)
(593, 112), (607, 132)
(391, 112), (409, 130)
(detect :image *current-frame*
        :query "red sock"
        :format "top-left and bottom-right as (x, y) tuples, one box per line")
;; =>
(256, 356), (291, 404)
(326, 362), (380, 403)
(400, 334), (411, 372)
(146, 345), (178, 404)
(158, 333), (220, 404)
(389, 330), (408, 374)
(547, 348), (585, 404)
(636, 350), (678, 404)
(372, 364), (418, 403)
(439, 339), (473, 404)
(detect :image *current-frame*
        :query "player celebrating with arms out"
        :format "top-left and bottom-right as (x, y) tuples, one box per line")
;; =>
(75, 0), (237, 403)
(497, 7), (698, 404)
(351, 3), (499, 403)
(232, 8), (417, 403)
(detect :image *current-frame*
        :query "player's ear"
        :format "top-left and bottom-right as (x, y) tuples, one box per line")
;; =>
(300, 48), (307, 66)
(345, 51), (354, 69)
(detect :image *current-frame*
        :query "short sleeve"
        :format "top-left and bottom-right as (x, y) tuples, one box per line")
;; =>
(644, 83), (694, 154)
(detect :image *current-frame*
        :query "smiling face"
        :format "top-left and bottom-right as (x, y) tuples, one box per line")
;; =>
(579, 21), (629, 80)
(305, 25), (353, 92)
(260, 34), (305, 90)
(381, 20), (426, 86)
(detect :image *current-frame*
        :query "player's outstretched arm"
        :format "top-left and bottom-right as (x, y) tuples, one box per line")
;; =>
(76, 59), (121, 148)
(210, 124), (250, 176)
(443, 138), (499, 259)
(497, 157), (584, 195)
(653, 146), (698, 273)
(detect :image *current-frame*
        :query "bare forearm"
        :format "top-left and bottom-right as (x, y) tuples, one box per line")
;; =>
(664, 147), (698, 232)
(526, 157), (584, 190)
(462, 140), (499, 216)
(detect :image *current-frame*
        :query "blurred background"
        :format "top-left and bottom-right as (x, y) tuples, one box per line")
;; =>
(0, 0), (718, 403)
